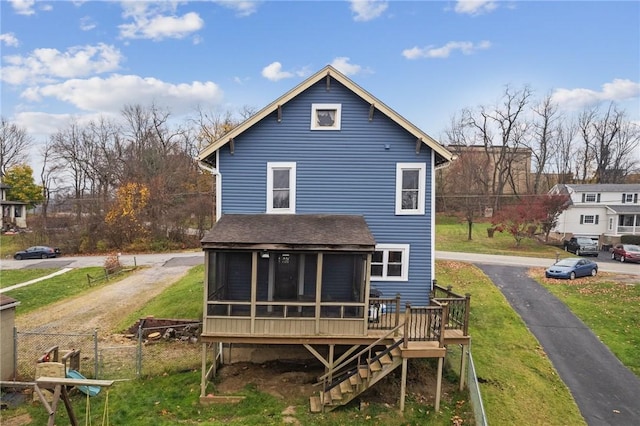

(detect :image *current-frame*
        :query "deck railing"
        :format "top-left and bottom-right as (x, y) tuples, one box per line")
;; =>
(403, 303), (448, 347)
(367, 295), (401, 331)
(431, 283), (471, 336)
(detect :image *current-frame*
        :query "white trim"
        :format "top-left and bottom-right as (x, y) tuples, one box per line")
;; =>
(395, 163), (426, 215)
(310, 103), (342, 130)
(370, 244), (410, 282)
(430, 151), (435, 281)
(266, 162), (296, 214)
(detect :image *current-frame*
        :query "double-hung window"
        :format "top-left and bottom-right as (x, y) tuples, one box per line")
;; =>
(395, 163), (426, 215)
(267, 162), (296, 213)
(370, 244), (409, 281)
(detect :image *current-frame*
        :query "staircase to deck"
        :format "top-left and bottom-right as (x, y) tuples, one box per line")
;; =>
(309, 339), (404, 413)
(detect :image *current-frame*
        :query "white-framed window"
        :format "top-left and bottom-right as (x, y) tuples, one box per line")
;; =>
(370, 244), (410, 281)
(395, 163), (426, 215)
(580, 214), (599, 225)
(267, 162), (296, 214)
(623, 193), (634, 203)
(585, 193), (597, 202)
(311, 103), (341, 130)
(608, 217), (614, 231)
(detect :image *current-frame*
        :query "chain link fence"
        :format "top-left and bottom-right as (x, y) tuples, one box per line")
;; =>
(14, 328), (98, 381)
(13, 321), (206, 382)
(136, 322), (203, 377)
(466, 345), (488, 426)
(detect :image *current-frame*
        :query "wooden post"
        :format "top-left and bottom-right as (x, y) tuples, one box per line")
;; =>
(459, 343), (468, 391)
(435, 357), (443, 412)
(200, 343), (207, 398)
(400, 358), (408, 412)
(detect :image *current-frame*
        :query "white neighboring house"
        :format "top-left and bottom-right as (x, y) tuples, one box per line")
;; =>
(550, 183), (640, 246)
(1, 182), (28, 230)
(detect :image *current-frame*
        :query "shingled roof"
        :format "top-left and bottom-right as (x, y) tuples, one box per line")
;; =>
(201, 214), (375, 252)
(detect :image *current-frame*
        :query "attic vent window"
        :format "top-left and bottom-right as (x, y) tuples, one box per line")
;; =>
(311, 103), (341, 130)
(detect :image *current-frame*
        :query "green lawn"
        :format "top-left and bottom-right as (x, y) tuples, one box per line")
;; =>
(0, 268), (59, 288)
(436, 215), (569, 258)
(2, 267), (135, 315)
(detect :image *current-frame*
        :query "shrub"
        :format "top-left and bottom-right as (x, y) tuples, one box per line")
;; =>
(104, 253), (122, 274)
(621, 235), (640, 245)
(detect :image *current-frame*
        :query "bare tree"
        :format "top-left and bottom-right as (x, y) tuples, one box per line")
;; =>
(527, 94), (561, 193)
(0, 116), (32, 178)
(462, 85), (532, 209)
(552, 119), (578, 183)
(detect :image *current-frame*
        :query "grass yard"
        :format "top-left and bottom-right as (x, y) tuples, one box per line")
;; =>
(116, 264), (205, 331)
(530, 268), (640, 377)
(2, 267), (134, 315)
(436, 214), (569, 258)
(0, 268), (59, 288)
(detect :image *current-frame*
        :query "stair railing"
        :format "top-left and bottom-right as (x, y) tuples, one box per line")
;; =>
(315, 323), (404, 403)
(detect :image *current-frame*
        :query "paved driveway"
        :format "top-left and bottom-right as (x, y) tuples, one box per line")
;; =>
(478, 264), (640, 426)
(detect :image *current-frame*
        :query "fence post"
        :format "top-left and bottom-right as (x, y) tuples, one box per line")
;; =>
(13, 326), (17, 381)
(137, 323), (143, 377)
(94, 329), (98, 378)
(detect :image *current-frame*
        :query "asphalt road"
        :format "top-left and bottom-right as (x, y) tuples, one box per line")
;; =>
(478, 264), (640, 426)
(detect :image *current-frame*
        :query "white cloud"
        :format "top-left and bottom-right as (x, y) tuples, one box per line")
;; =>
(9, 0), (35, 15)
(0, 33), (19, 47)
(402, 40), (491, 59)
(119, 2), (204, 40)
(214, 0), (260, 17)
(551, 79), (640, 110)
(20, 74), (224, 115)
(80, 16), (97, 31)
(454, 1), (498, 15)
(350, 0), (388, 22)
(1, 43), (123, 85)
(261, 62), (294, 81)
(330, 57), (363, 76)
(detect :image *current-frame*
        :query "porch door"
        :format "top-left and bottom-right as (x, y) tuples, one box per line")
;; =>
(274, 253), (298, 300)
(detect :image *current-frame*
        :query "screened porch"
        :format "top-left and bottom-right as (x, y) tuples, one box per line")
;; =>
(200, 214), (378, 338)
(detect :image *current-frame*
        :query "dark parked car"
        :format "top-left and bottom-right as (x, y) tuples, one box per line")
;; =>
(13, 246), (61, 260)
(545, 258), (598, 280)
(562, 237), (599, 257)
(611, 244), (640, 263)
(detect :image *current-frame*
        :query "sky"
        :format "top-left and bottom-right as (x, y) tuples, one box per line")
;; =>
(1, 0), (639, 173)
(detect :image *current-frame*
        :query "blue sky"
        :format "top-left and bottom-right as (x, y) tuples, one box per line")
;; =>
(1, 0), (639, 169)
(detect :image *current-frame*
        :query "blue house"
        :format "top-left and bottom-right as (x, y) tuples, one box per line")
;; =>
(197, 66), (461, 412)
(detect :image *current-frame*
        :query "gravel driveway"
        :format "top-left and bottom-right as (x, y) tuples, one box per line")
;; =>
(15, 257), (201, 335)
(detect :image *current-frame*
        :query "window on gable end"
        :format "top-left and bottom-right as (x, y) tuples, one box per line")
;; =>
(395, 163), (426, 215)
(267, 162), (296, 214)
(311, 104), (341, 130)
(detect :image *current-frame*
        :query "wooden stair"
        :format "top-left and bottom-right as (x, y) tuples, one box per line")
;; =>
(309, 342), (403, 413)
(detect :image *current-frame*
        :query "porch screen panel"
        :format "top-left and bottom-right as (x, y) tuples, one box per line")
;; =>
(303, 255), (317, 298)
(321, 254), (358, 302)
(256, 256), (270, 300)
(227, 252), (252, 300)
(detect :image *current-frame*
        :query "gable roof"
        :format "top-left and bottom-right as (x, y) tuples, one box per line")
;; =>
(198, 65), (453, 167)
(555, 183), (640, 193)
(201, 214), (375, 252)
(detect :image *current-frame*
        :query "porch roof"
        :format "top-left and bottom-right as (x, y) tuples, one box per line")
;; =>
(606, 205), (640, 214)
(201, 214), (376, 251)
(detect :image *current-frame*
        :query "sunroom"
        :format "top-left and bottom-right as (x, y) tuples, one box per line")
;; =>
(200, 214), (378, 340)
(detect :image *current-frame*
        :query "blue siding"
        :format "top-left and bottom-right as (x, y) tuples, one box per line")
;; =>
(219, 79), (434, 306)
